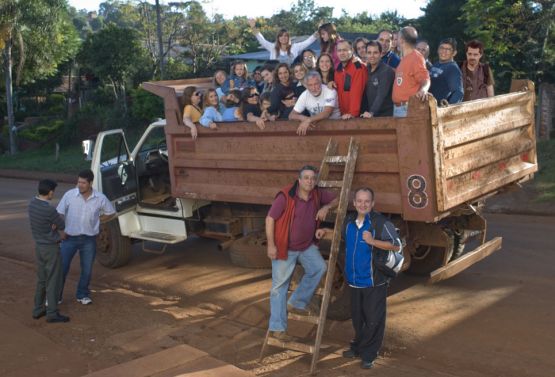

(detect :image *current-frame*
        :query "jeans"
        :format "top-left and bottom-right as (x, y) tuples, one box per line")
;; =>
(60, 235), (97, 300)
(393, 103), (408, 117)
(269, 244), (327, 332)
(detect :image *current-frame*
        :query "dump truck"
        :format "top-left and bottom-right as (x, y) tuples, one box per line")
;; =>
(85, 78), (537, 318)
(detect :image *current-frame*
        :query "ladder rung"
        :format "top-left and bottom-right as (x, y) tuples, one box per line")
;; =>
(288, 312), (321, 324)
(323, 155), (348, 164)
(318, 180), (343, 188)
(267, 337), (315, 353)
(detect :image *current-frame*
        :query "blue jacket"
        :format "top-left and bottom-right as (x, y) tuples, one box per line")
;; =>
(344, 211), (401, 288)
(199, 106), (222, 127)
(430, 61), (463, 104)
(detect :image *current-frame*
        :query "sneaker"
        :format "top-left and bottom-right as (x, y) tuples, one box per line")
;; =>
(269, 331), (293, 342)
(32, 310), (46, 320)
(342, 349), (359, 358)
(76, 297), (92, 305)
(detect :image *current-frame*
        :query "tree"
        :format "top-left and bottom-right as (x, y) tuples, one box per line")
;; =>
(0, 0), (80, 155)
(78, 23), (147, 111)
(461, 0), (555, 89)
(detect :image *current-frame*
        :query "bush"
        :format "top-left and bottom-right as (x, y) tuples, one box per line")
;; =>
(130, 88), (163, 122)
(18, 119), (65, 143)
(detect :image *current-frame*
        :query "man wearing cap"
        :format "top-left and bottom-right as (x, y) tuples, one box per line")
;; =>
(265, 165), (338, 341)
(317, 187), (402, 369)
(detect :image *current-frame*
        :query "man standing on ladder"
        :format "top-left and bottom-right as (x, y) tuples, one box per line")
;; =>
(265, 165), (338, 340)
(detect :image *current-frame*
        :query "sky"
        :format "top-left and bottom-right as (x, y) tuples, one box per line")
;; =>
(68, 0), (427, 19)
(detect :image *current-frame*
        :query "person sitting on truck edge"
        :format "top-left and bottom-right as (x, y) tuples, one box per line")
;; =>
(289, 71), (341, 136)
(461, 39), (495, 101)
(213, 70), (228, 112)
(316, 187), (402, 369)
(57, 169), (116, 306)
(259, 92), (277, 121)
(182, 86), (201, 139)
(291, 62), (307, 97)
(279, 88), (297, 120)
(429, 38), (464, 105)
(222, 60), (255, 94)
(316, 53), (336, 89)
(221, 89), (243, 121)
(335, 40), (368, 119)
(361, 40), (394, 118)
(378, 30), (400, 69)
(28, 179), (70, 323)
(248, 19), (318, 66)
(392, 26), (431, 117)
(199, 89), (222, 129)
(266, 165), (338, 341)
(269, 63), (295, 116)
(240, 86), (268, 130)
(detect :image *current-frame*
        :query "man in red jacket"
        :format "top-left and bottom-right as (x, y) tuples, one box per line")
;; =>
(265, 165), (337, 340)
(335, 40), (368, 119)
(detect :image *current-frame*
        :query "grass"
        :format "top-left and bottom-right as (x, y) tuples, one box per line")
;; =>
(535, 139), (555, 202)
(0, 143), (90, 174)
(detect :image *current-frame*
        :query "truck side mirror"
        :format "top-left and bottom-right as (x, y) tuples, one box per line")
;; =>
(82, 139), (94, 161)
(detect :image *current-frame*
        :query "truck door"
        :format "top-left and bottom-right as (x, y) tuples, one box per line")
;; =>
(91, 130), (137, 213)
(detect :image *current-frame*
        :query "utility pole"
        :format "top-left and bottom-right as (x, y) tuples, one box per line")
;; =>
(3, 38), (17, 155)
(155, 0), (164, 79)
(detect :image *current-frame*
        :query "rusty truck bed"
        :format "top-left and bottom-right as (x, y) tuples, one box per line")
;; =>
(142, 79), (537, 223)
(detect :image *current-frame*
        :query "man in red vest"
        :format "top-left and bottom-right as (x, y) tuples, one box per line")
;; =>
(265, 165), (338, 340)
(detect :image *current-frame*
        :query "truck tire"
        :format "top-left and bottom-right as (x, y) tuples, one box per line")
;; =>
(96, 220), (132, 268)
(406, 243), (454, 275)
(229, 232), (271, 269)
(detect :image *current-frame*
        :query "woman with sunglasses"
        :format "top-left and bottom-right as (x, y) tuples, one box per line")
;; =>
(199, 89), (222, 129)
(181, 86), (201, 139)
(240, 87), (267, 130)
(269, 63), (295, 116)
(248, 19), (319, 65)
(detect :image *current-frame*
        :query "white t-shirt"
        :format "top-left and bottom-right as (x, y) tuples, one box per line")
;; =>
(293, 85), (341, 119)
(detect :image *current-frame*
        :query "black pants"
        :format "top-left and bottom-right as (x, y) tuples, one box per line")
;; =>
(349, 284), (387, 362)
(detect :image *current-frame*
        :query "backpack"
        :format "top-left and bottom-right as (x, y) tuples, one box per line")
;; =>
(369, 212), (404, 280)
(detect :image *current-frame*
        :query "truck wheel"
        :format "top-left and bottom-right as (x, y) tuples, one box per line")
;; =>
(229, 232), (271, 269)
(406, 243), (454, 275)
(96, 220), (132, 268)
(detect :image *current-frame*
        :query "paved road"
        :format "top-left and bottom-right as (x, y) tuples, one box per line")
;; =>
(0, 177), (553, 377)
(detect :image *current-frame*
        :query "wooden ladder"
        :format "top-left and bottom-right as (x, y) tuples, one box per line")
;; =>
(259, 137), (359, 375)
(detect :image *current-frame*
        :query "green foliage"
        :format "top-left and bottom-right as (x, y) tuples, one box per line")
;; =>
(130, 87), (163, 122)
(18, 119), (65, 143)
(461, 0), (554, 90)
(419, 0), (468, 60)
(0, 142), (90, 173)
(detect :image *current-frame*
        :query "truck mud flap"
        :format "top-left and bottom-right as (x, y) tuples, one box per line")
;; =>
(428, 237), (502, 283)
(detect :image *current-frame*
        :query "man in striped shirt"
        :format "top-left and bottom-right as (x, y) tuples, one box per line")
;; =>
(57, 169), (115, 305)
(28, 179), (70, 323)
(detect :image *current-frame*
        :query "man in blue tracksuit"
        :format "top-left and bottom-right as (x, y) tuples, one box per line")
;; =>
(317, 187), (402, 369)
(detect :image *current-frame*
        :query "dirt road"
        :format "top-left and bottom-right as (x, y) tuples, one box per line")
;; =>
(0, 177), (553, 377)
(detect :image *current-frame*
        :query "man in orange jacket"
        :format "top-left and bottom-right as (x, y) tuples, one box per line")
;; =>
(265, 165), (338, 340)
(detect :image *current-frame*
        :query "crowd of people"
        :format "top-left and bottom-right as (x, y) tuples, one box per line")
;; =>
(181, 23), (495, 138)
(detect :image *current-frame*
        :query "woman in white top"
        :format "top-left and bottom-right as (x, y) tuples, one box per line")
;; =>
(248, 19), (318, 65)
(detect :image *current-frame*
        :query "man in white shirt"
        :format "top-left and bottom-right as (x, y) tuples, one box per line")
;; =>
(289, 71), (341, 136)
(57, 169), (115, 305)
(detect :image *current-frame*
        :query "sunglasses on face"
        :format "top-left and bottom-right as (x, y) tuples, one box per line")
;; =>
(248, 93), (259, 98)
(284, 95), (296, 100)
(193, 91), (202, 96)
